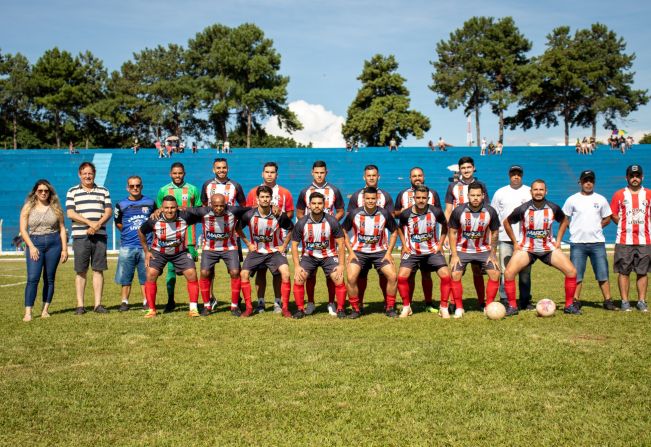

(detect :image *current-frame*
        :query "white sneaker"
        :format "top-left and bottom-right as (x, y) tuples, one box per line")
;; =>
(305, 302), (316, 315)
(273, 300), (282, 314)
(439, 306), (450, 319)
(399, 305), (413, 318)
(327, 302), (337, 316)
(454, 308), (464, 319)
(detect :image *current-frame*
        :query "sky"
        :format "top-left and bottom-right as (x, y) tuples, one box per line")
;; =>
(2, 0), (650, 147)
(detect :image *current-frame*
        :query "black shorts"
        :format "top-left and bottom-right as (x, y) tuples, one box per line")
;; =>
(149, 250), (197, 274)
(200, 250), (240, 272)
(242, 251), (288, 275)
(400, 252), (447, 272)
(614, 244), (651, 275)
(300, 255), (340, 277)
(452, 251), (499, 273)
(525, 251), (554, 267)
(73, 235), (108, 273)
(351, 251), (390, 272)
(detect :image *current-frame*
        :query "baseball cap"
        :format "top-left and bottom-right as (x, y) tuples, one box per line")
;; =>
(508, 165), (524, 174)
(579, 170), (596, 181)
(626, 165), (643, 176)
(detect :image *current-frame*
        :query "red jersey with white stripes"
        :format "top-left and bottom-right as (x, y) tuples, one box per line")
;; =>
(200, 178), (246, 206)
(240, 208), (294, 254)
(246, 184), (294, 212)
(395, 187), (441, 211)
(296, 183), (344, 216)
(398, 205), (447, 255)
(507, 200), (565, 252)
(139, 209), (203, 255)
(343, 207), (398, 253)
(444, 179), (489, 207)
(292, 213), (343, 258)
(448, 204), (500, 253)
(610, 187), (651, 245)
(347, 188), (394, 213)
(200, 206), (249, 252)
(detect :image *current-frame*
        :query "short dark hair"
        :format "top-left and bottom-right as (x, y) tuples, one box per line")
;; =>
(309, 192), (325, 202)
(170, 162), (185, 171)
(468, 182), (483, 193)
(263, 161), (278, 172)
(257, 185), (273, 196)
(413, 185), (429, 195)
(458, 156), (475, 167)
(363, 186), (378, 195)
(312, 160), (327, 169)
(410, 166), (424, 176)
(162, 195), (178, 204)
(364, 164), (379, 173)
(531, 179), (547, 188)
(78, 161), (96, 174)
(213, 157), (227, 165)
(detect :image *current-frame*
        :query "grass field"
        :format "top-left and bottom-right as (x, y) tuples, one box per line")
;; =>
(1, 254), (650, 446)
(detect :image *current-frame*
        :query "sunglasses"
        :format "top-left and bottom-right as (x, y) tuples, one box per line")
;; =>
(36, 189), (50, 194)
(128, 184), (143, 189)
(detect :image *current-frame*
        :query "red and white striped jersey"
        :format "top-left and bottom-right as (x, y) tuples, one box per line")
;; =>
(240, 208), (294, 254)
(343, 207), (398, 253)
(139, 209), (203, 255)
(201, 206), (249, 252)
(444, 179), (489, 207)
(296, 183), (345, 216)
(398, 205), (447, 255)
(395, 187), (441, 211)
(200, 178), (246, 206)
(448, 204), (500, 253)
(347, 188), (394, 213)
(507, 200), (565, 252)
(292, 213), (343, 258)
(610, 187), (651, 245)
(246, 184), (294, 211)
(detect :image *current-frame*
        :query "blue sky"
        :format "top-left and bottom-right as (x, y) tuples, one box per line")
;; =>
(2, 0), (649, 146)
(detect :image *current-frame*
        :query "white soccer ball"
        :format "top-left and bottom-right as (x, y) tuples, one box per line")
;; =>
(485, 302), (506, 320)
(536, 299), (556, 317)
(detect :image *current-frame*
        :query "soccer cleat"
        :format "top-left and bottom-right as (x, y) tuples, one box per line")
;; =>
(425, 305), (439, 314)
(163, 301), (176, 313)
(144, 309), (157, 318)
(336, 309), (347, 319)
(574, 300), (582, 310)
(256, 303), (266, 314)
(453, 308), (464, 319)
(637, 301), (648, 312)
(520, 302), (535, 311)
(505, 305), (519, 317)
(93, 305), (109, 314)
(209, 298), (218, 311)
(142, 303), (150, 312)
(385, 308), (398, 318)
(293, 310), (306, 319)
(305, 302), (316, 315)
(399, 305), (413, 318)
(74, 307), (86, 315)
(348, 310), (361, 319)
(231, 307), (242, 317)
(281, 308), (293, 318)
(603, 299), (617, 311)
(273, 300), (283, 314)
(200, 306), (211, 317)
(327, 303), (337, 317)
(118, 302), (129, 312)
(188, 309), (200, 318)
(563, 303), (582, 315)
(240, 308), (254, 318)
(621, 300), (632, 312)
(439, 307), (450, 319)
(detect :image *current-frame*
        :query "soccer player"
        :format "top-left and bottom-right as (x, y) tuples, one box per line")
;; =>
(562, 170), (615, 310)
(114, 176), (155, 311)
(238, 186), (294, 317)
(397, 185), (451, 318)
(503, 179), (579, 315)
(343, 186), (401, 319)
(296, 161), (345, 315)
(491, 165), (533, 309)
(445, 156), (490, 308)
(447, 182), (501, 319)
(138, 195), (205, 318)
(610, 164), (651, 312)
(246, 162), (294, 313)
(291, 192), (346, 319)
(66, 162), (112, 314)
(156, 162), (202, 313)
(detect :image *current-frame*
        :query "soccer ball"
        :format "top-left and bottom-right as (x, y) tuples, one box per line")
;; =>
(485, 302), (506, 320)
(536, 299), (556, 317)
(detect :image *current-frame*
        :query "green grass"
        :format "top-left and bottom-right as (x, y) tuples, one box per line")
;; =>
(1, 255), (650, 446)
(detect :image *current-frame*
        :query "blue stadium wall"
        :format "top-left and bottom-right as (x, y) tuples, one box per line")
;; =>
(0, 146), (648, 251)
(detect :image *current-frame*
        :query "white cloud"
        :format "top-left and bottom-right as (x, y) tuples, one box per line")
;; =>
(264, 100), (346, 148)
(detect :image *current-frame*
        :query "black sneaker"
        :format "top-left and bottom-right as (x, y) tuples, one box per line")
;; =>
(603, 299), (617, 311)
(336, 310), (347, 319)
(200, 306), (211, 317)
(230, 307), (242, 317)
(118, 302), (129, 312)
(574, 300), (582, 310)
(564, 303), (582, 315)
(519, 301), (535, 311)
(505, 305), (519, 317)
(74, 306), (86, 315)
(385, 308), (398, 318)
(93, 305), (109, 314)
(163, 301), (176, 313)
(208, 298), (218, 311)
(348, 310), (361, 319)
(292, 310), (305, 319)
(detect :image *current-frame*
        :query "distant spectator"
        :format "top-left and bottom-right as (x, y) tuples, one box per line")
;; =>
(192, 141), (198, 153)
(223, 140), (231, 153)
(480, 137), (487, 156)
(179, 140), (186, 153)
(388, 138), (398, 151)
(438, 137), (448, 151)
(132, 138), (140, 155)
(155, 140), (164, 158)
(495, 141), (503, 155)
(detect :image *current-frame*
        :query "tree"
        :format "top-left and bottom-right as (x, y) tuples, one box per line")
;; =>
(74, 51), (108, 148)
(639, 134), (651, 145)
(0, 51), (33, 149)
(343, 54), (430, 147)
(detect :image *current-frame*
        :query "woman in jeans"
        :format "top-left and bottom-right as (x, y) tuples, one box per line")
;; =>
(19, 179), (68, 321)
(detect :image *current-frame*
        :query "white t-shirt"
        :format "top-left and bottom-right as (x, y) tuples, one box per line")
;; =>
(491, 184), (531, 242)
(562, 192), (612, 243)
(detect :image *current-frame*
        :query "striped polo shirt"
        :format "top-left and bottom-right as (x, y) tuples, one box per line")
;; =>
(66, 183), (112, 238)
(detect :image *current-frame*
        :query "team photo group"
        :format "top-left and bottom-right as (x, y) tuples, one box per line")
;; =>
(19, 155), (650, 322)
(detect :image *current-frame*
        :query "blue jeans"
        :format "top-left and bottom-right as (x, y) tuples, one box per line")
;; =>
(24, 233), (62, 307)
(570, 242), (609, 282)
(115, 247), (146, 285)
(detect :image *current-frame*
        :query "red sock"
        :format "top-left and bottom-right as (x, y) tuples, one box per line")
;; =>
(294, 283), (305, 310)
(422, 276), (433, 305)
(241, 280), (253, 310)
(335, 283), (347, 311)
(230, 278), (241, 307)
(473, 273), (485, 305)
(379, 274), (388, 299)
(397, 276), (411, 307)
(281, 280), (291, 310)
(199, 278), (211, 304)
(565, 277), (577, 307)
(349, 295), (359, 312)
(451, 279), (463, 309)
(486, 279), (500, 305)
(504, 279), (517, 308)
(326, 277), (335, 303)
(386, 294), (396, 311)
(187, 280), (199, 304)
(358, 276), (367, 302)
(145, 281), (157, 310)
(306, 276), (316, 303)
(440, 276), (451, 307)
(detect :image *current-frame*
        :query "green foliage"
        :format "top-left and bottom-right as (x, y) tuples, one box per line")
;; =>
(0, 51), (32, 149)
(343, 54), (430, 146)
(639, 133), (651, 144)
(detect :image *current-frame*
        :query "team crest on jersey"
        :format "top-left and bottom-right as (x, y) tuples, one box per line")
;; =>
(142, 207), (151, 213)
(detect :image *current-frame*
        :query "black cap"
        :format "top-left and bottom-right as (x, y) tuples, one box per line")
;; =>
(508, 165), (523, 174)
(579, 170), (596, 181)
(626, 165), (643, 177)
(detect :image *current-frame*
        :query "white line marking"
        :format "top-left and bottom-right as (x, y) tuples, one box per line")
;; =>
(0, 281), (27, 288)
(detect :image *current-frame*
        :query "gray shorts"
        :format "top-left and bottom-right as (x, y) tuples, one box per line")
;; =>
(242, 251), (288, 275)
(452, 251), (499, 273)
(200, 250), (240, 272)
(73, 235), (108, 273)
(300, 255), (340, 277)
(149, 250), (197, 274)
(400, 252), (447, 272)
(351, 251), (390, 272)
(614, 244), (651, 275)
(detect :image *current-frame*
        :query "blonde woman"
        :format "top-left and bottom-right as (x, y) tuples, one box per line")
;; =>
(19, 179), (68, 321)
